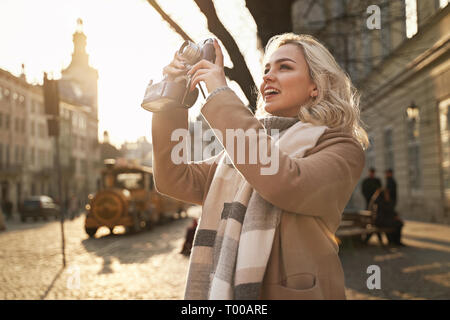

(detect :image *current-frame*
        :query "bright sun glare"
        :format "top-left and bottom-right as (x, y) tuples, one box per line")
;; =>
(0, 0), (262, 148)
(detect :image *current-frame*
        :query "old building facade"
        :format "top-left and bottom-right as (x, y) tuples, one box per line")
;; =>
(292, 0), (449, 223)
(0, 19), (100, 214)
(58, 19), (101, 207)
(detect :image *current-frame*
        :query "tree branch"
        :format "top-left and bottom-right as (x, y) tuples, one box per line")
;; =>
(146, 0), (193, 41)
(192, 0), (257, 110)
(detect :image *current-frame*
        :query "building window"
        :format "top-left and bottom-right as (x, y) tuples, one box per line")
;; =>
(347, 33), (357, 80)
(438, 0), (448, 9)
(79, 115), (86, 130)
(5, 145), (9, 167)
(361, 26), (373, 76)
(406, 109), (422, 190)
(39, 123), (46, 138)
(81, 159), (87, 173)
(381, 2), (391, 57)
(31, 147), (35, 166)
(384, 127), (395, 171)
(405, 0), (418, 38)
(72, 113), (78, 128)
(334, 0), (346, 17)
(39, 149), (44, 168)
(366, 134), (376, 169)
(439, 98), (450, 198)
(15, 145), (20, 164)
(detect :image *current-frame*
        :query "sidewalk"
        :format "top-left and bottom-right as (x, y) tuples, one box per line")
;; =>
(341, 219), (450, 300)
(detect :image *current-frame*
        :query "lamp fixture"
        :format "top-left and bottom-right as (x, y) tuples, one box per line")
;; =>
(406, 102), (419, 121)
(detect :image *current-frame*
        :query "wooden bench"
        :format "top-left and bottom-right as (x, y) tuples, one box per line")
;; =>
(336, 209), (396, 248)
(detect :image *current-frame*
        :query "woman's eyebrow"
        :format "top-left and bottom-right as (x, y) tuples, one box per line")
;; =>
(265, 58), (296, 68)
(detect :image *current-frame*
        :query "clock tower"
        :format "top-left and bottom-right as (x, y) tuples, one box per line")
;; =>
(60, 18), (98, 115)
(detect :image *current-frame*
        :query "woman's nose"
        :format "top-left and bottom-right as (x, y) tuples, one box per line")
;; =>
(263, 72), (275, 83)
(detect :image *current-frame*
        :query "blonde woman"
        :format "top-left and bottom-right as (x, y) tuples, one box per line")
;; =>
(152, 33), (367, 300)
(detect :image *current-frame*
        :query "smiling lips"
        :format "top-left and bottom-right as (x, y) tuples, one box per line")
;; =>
(263, 86), (281, 101)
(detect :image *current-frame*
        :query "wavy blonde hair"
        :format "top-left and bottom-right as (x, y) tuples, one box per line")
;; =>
(255, 33), (369, 149)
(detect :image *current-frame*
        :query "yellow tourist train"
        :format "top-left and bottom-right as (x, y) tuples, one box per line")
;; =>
(84, 159), (190, 237)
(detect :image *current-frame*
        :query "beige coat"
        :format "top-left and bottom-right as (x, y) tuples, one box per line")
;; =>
(152, 89), (365, 299)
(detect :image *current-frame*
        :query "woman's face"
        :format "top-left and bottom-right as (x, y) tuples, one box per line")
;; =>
(260, 43), (317, 117)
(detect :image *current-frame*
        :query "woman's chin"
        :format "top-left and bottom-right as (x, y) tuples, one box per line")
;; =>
(264, 104), (298, 118)
(264, 103), (278, 115)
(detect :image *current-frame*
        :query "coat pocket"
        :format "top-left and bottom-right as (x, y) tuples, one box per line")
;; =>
(261, 273), (323, 300)
(284, 272), (316, 290)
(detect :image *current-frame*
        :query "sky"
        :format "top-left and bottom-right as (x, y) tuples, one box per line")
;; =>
(0, 0), (263, 148)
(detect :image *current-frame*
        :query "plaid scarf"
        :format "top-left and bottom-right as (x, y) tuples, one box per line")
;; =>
(184, 116), (327, 299)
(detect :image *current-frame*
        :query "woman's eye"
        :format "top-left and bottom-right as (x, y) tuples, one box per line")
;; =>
(264, 64), (291, 74)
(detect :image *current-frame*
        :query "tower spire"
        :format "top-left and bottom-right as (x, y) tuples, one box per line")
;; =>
(76, 18), (83, 33)
(71, 18), (88, 67)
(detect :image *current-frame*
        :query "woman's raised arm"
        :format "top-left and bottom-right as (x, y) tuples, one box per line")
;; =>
(152, 108), (220, 205)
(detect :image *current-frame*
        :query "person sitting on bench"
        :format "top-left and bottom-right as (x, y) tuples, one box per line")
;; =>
(371, 188), (405, 247)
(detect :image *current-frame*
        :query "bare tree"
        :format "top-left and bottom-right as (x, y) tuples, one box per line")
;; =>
(147, 0), (257, 110)
(245, 0), (296, 48)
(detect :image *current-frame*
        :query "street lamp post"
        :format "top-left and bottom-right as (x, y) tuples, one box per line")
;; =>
(43, 73), (66, 268)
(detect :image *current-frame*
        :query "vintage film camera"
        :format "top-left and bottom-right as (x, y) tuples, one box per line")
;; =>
(141, 38), (216, 113)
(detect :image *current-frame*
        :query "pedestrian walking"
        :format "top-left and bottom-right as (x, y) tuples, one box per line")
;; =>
(151, 33), (367, 299)
(180, 218), (198, 256)
(362, 168), (382, 209)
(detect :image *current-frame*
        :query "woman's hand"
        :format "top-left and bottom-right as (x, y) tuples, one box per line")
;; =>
(187, 39), (227, 93)
(162, 51), (187, 81)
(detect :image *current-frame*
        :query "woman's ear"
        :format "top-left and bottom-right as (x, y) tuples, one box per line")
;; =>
(310, 87), (318, 98)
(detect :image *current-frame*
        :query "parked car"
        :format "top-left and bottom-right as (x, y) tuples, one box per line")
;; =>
(20, 196), (60, 222)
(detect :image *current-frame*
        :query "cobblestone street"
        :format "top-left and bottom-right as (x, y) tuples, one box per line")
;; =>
(1, 206), (449, 300)
(0, 207), (199, 300)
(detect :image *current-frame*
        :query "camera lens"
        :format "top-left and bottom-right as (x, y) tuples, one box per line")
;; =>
(179, 41), (202, 65)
